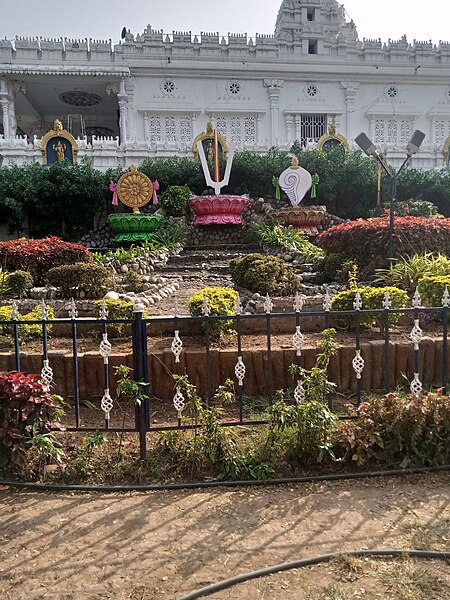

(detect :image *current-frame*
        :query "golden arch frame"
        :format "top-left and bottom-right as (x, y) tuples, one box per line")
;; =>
(192, 121), (228, 159)
(40, 119), (79, 165)
(317, 123), (349, 154)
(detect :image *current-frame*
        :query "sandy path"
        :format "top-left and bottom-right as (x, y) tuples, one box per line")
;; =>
(0, 473), (449, 599)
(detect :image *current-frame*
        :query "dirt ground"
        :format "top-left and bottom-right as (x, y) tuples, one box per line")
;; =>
(1, 473), (449, 599)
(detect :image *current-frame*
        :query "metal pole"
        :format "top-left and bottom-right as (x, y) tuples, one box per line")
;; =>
(389, 175), (396, 262)
(132, 300), (147, 460)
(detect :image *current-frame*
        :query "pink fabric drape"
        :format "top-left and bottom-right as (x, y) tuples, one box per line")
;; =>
(109, 181), (118, 206)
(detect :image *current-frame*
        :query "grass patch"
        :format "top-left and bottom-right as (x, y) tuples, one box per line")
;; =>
(404, 519), (450, 551)
(381, 558), (449, 600)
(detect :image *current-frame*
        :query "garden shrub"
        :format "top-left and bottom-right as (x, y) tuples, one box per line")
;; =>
(5, 270), (34, 298)
(48, 262), (112, 298)
(331, 286), (408, 328)
(0, 371), (64, 469)
(337, 392), (450, 467)
(418, 275), (450, 307)
(376, 199), (439, 218)
(93, 241), (155, 266)
(0, 304), (54, 343)
(265, 329), (340, 467)
(0, 161), (117, 239)
(268, 401), (339, 467)
(317, 217), (450, 275)
(150, 218), (190, 248)
(189, 287), (237, 339)
(159, 185), (191, 217)
(247, 220), (324, 258)
(0, 237), (92, 285)
(93, 299), (139, 337)
(122, 270), (145, 293)
(230, 253), (302, 295)
(314, 253), (355, 285)
(374, 253), (450, 293)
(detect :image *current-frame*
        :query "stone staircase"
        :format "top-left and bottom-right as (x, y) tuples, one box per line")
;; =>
(151, 244), (321, 315)
(151, 244), (259, 315)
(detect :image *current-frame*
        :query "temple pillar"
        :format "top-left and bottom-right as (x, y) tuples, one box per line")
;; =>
(264, 79), (284, 146)
(143, 112), (150, 141)
(368, 116), (375, 142)
(340, 81), (359, 141)
(0, 79), (10, 139)
(118, 79), (128, 144)
(256, 114), (261, 144)
(285, 114), (294, 143)
(294, 114), (301, 143)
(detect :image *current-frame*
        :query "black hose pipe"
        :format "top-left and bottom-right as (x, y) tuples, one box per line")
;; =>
(178, 549), (450, 600)
(0, 464), (449, 493)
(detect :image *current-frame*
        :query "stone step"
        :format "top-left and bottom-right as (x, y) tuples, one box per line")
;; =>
(184, 244), (260, 252)
(159, 263), (231, 273)
(168, 252), (246, 265)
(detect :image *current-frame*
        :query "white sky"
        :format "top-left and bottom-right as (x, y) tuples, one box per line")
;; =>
(0, 0), (448, 45)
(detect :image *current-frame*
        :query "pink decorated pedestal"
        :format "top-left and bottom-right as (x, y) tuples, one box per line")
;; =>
(271, 206), (327, 236)
(190, 196), (249, 226)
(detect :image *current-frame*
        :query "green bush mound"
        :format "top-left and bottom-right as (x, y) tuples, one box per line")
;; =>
(1, 270), (34, 299)
(314, 253), (355, 285)
(230, 253), (302, 296)
(374, 253), (450, 293)
(418, 275), (450, 307)
(331, 286), (408, 328)
(48, 262), (113, 298)
(159, 185), (191, 217)
(317, 217), (450, 276)
(0, 236), (92, 285)
(189, 287), (238, 338)
(0, 304), (55, 343)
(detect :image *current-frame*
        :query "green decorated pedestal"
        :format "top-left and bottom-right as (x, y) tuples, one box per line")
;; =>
(108, 214), (163, 243)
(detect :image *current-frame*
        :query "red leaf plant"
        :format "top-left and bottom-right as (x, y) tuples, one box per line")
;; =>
(0, 371), (64, 468)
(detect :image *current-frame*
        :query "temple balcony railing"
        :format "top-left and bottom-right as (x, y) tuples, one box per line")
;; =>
(0, 135), (445, 171)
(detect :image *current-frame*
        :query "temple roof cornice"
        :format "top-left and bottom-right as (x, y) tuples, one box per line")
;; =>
(0, 64), (130, 77)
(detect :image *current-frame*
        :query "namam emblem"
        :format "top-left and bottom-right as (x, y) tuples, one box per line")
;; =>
(116, 164), (153, 214)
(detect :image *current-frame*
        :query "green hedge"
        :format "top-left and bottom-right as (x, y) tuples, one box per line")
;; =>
(189, 287), (238, 338)
(331, 286), (408, 328)
(318, 217), (450, 276)
(418, 275), (450, 307)
(3, 154), (450, 239)
(0, 304), (55, 343)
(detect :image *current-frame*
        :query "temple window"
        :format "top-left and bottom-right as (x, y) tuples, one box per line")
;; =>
(308, 40), (318, 54)
(307, 8), (315, 22)
(300, 114), (327, 145)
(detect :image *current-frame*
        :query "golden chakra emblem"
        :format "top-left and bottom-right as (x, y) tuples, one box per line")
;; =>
(116, 164), (153, 214)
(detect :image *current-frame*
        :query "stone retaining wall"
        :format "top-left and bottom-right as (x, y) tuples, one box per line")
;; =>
(1, 338), (443, 402)
(79, 198), (346, 249)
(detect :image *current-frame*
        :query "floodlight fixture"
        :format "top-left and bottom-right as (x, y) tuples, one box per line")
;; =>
(354, 130), (426, 262)
(406, 130), (425, 157)
(354, 132), (378, 157)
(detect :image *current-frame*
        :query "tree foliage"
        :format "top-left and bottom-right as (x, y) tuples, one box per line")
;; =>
(2, 153), (450, 239)
(0, 159), (118, 238)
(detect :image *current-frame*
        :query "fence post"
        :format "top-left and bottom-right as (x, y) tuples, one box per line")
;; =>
(132, 298), (147, 460)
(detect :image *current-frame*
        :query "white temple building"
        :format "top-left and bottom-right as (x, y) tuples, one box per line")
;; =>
(2, 0), (450, 170)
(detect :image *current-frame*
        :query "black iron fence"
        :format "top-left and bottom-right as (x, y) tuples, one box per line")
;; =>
(1, 289), (449, 458)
